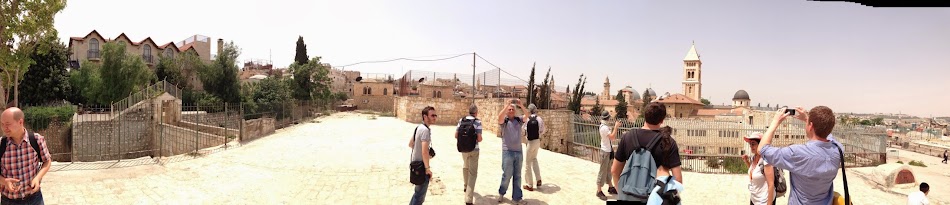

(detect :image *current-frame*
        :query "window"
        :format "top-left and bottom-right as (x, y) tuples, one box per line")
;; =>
(718, 130), (740, 138)
(88, 38), (100, 59)
(437, 91), (442, 98)
(719, 147), (739, 155)
(687, 130), (706, 137)
(164, 49), (173, 58)
(383, 88), (388, 96)
(143, 45), (153, 63)
(368, 87), (372, 95)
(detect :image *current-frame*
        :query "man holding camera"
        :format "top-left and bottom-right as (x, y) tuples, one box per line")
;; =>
(497, 99), (529, 204)
(757, 106), (842, 205)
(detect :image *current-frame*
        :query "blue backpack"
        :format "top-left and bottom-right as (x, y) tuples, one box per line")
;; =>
(617, 131), (663, 202)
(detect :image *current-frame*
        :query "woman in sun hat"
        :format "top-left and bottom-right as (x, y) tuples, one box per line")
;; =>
(743, 132), (777, 205)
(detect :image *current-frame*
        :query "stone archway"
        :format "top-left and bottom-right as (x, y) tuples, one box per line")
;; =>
(895, 169), (915, 185)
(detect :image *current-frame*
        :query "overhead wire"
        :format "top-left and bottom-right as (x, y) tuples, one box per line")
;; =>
(338, 53), (473, 67)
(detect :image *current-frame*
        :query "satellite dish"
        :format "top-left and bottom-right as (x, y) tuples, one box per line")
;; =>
(355, 76), (363, 82)
(418, 78), (426, 83)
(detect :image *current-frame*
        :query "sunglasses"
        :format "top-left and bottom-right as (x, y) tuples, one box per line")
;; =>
(429, 114), (438, 117)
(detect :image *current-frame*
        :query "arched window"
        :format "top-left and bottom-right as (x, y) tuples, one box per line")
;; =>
(368, 87), (372, 95)
(143, 45), (152, 63)
(164, 49), (173, 58)
(88, 38), (100, 59)
(383, 88), (388, 96)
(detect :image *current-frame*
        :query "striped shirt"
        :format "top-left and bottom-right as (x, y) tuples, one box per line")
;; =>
(1, 131), (51, 199)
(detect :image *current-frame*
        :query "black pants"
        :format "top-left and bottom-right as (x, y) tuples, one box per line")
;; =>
(1, 190), (44, 205)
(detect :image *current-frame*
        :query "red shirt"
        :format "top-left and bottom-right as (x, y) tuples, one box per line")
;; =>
(1, 131), (51, 199)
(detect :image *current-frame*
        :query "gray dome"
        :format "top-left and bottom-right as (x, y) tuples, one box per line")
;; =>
(733, 90), (750, 100)
(622, 86), (641, 100)
(645, 88), (657, 98)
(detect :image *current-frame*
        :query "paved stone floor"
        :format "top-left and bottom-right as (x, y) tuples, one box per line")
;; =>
(39, 112), (926, 204)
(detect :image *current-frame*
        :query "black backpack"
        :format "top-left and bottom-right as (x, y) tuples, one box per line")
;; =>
(526, 115), (540, 141)
(0, 131), (45, 176)
(457, 117), (478, 152)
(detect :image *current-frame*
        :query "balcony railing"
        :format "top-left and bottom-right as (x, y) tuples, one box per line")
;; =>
(87, 50), (100, 60)
(143, 55), (153, 64)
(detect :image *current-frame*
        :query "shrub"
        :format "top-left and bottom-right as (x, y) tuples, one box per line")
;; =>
(706, 157), (720, 169)
(908, 160), (927, 167)
(24, 106), (76, 130)
(722, 157), (747, 174)
(896, 161), (903, 164)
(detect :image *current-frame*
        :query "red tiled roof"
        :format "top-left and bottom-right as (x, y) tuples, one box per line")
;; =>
(655, 94), (703, 105)
(178, 43), (196, 52)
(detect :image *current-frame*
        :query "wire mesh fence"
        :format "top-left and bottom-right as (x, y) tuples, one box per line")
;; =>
(570, 115), (888, 174)
(395, 69), (567, 98)
(15, 98), (333, 171)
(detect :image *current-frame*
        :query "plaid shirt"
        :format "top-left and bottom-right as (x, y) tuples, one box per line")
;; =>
(1, 131), (51, 199)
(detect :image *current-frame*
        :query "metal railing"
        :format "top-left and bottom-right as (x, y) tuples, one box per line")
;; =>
(87, 50), (100, 59)
(570, 115), (888, 173)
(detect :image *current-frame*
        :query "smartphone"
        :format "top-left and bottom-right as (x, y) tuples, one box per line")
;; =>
(785, 109), (796, 116)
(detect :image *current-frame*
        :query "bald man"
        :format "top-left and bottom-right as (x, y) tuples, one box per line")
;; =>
(0, 107), (51, 205)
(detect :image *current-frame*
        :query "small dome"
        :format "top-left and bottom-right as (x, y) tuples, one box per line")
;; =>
(733, 90), (750, 100)
(645, 88), (657, 98)
(622, 86), (641, 100)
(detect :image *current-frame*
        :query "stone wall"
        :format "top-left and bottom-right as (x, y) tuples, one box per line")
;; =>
(395, 96), (471, 125)
(536, 110), (573, 154)
(72, 107), (154, 162)
(31, 121), (72, 162)
(176, 121), (240, 138)
(354, 95), (395, 113)
(181, 112), (242, 129)
(242, 118), (276, 142)
(159, 123), (227, 156)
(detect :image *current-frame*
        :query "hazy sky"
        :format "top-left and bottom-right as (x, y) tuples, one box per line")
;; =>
(54, 0), (950, 117)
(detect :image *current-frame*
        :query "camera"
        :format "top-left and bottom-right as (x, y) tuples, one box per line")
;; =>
(785, 109), (796, 116)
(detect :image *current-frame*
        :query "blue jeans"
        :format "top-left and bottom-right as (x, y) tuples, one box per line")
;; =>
(499, 150), (523, 201)
(410, 175), (430, 205)
(1, 190), (44, 205)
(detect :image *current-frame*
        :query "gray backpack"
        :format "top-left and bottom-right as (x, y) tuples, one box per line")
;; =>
(617, 131), (663, 201)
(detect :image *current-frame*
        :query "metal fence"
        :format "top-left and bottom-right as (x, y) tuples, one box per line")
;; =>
(396, 69), (567, 98)
(17, 98), (332, 171)
(570, 115), (888, 174)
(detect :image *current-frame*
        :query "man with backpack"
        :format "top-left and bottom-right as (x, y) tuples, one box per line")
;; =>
(522, 104), (545, 192)
(757, 106), (842, 205)
(496, 99), (529, 204)
(409, 106), (437, 205)
(611, 102), (684, 204)
(0, 107), (52, 205)
(596, 111), (620, 200)
(456, 105), (482, 205)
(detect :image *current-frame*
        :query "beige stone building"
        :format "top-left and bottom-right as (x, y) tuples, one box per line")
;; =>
(353, 79), (394, 97)
(418, 80), (453, 99)
(579, 76), (648, 118)
(68, 30), (215, 91)
(654, 94), (704, 119)
(682, 42), (702, 102)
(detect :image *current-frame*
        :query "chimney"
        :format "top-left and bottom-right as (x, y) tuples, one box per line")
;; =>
(217, 38), (224, 55)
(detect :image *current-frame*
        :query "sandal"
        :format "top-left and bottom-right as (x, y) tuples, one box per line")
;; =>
(537, 180), (542, 187)
(523, 185), (534, 191)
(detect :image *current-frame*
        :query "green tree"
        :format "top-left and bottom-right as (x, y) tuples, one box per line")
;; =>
(70, 42), (154, 105)
(199, 41), (241, 103)
(615, 90), (628, 119)
(872, 117), (884, 126)
(701, 98), (711, 106)
(639, 89), (652, 118)
(155, 55), (183, 90)
(0, 0), (67, 107)
(536, 68), (552, 109)
(591, 97), (603, 117)
(860, 119), (872, 126)
(19, 36), (71, 105)
(290, 56), (331, 101)
(294, 36), (309, 65)
(526, 62), (536, 106)
(568, 74), (587, 114)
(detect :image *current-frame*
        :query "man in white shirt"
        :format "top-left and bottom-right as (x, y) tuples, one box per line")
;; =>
(596, 111), (620, 200)
(907, 182), (929, 205)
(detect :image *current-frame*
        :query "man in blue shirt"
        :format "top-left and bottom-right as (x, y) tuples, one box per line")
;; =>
(497, 99), (529, 204)
(757, 106), (842, 205)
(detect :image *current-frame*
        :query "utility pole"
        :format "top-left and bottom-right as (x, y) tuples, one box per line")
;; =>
(472, 52), (476, 104)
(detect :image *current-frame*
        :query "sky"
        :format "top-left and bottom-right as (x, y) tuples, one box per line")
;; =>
(54, 0), (950, 117)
